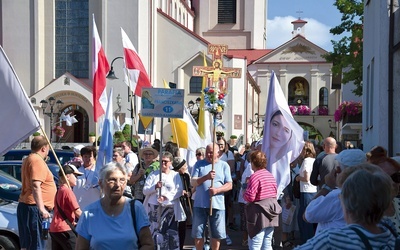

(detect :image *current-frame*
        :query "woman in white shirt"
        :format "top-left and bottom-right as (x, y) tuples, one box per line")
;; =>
(295, 141), (317, 244)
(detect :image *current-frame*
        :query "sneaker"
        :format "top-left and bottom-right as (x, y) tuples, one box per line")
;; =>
(203, 243), (210, 250)
(226, 235), (232, 246)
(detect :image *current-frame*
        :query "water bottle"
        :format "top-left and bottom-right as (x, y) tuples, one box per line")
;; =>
(41, 218), (50, 240)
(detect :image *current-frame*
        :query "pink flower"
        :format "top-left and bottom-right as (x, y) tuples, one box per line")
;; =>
(334, 101), (362, 122)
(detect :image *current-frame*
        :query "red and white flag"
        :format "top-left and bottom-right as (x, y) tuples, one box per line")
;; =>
(92, 15), (110, 122)
(121, 28), (152, 96)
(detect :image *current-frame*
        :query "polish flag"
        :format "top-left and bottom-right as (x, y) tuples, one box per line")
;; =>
(121, 28), (152, 97)
(92, 15), (110, 122)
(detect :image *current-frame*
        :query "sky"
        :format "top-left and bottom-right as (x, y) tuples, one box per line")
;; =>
(267, 0), (344, 52)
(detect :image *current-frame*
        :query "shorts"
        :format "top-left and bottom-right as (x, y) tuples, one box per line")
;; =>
(191, 207), (226, 239)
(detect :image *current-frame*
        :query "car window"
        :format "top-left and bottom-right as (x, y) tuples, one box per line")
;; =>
(0, 171), (21, 191)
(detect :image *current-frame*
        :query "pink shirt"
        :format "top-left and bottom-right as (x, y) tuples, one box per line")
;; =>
(244, 169), (277, 202)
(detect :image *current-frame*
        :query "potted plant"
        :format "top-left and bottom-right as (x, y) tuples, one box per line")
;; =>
(88, 132), (96, 143)
(318, 106), (329, 115)
(229, 135), (238, 146)
(32, 132), (41, 137)
(297, 105), (311, 115)
(52, 126), (65, 138)
(334, 101), (362, 123)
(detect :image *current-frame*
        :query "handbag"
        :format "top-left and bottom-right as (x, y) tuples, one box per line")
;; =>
(292, 174), (301, 199)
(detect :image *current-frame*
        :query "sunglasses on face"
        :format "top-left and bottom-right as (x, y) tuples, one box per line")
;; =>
(196, 153), (202, 157)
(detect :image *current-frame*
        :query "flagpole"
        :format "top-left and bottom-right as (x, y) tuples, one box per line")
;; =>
(39, 125), (70, 189)
(209, 114), (216, 215)
(158, 117), (164, 230)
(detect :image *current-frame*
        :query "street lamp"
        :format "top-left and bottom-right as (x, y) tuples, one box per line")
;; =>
(107, 56), (136, 142)
(40, 97), (63, 142)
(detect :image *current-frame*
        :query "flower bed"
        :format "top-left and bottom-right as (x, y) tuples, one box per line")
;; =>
(334, 101), (362, 122)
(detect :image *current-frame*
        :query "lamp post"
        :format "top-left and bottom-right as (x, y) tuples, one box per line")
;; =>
(328, 119), (338, 138)
(40, 97), (63, 142)
(107, 56), (136, 142)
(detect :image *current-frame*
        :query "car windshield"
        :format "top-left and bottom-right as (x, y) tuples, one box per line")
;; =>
(0, 171), (21, 191)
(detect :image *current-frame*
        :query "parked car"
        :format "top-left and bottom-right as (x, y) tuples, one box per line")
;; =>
(3, 149), (74, 165)
(0, 161), (59, 186)
(0, 171), (21, 202)
(0, 199), (19, 249)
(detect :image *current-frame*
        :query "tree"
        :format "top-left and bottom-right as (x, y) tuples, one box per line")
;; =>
(323, 0), (364, 96)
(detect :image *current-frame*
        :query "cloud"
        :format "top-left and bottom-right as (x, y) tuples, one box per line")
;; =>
(266, 16), (334, 51)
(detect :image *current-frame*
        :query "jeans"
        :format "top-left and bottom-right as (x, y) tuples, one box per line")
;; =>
(298, 192), (316, 244)
(17, 202), (46, 250)
(249, 227), (274, 250)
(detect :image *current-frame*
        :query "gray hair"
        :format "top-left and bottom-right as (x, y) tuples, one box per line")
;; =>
(341, 167), (392, 225)
(99, 162), (127, 183)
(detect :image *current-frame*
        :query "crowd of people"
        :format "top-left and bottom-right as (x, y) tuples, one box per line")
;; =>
(15, 134), (400, 249)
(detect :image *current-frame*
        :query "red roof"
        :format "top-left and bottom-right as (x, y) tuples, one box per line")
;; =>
(225, 49), (273, 65)
(291, 19), (308, 24)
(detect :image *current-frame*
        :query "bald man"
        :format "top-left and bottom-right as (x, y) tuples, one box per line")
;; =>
(310, 137), (339, 188)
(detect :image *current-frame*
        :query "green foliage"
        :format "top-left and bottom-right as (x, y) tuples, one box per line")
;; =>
(32, 132), (40, 136)
(89, 132), (96, 137)
(113, 131), (125, 144)
(122, 124), (131, 139)
(322, 0), (364, 96)
(230, 135), (237, 139)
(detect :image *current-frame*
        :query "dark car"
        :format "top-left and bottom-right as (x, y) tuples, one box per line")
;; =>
(0, 171), (21, 202)
(3, 149), (74, 165)
(0, 199), (20, 249)
(0, 161), (59, 186)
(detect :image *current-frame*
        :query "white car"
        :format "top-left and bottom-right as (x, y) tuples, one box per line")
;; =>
(0, 199), (19, 249)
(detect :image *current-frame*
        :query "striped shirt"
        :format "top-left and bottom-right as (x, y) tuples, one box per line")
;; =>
(295, 224), (396, 250)
(244, 169), (277, 202)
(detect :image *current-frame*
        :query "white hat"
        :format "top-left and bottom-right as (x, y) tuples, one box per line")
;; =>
(335, 149), (366, 169)
(73, 144), (85, 155)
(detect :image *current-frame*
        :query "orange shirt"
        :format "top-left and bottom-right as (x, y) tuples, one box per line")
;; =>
(19, 153), (57, 210)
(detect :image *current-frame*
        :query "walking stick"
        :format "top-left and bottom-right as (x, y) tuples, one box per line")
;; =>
(209, 114), (216, 215)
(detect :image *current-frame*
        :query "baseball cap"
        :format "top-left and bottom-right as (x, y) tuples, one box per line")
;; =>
(335, 149), (367, 169)
(60, 164), (83, 176)
(73, 144), (85, 155)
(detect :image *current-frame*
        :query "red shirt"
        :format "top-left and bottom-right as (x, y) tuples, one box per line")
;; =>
(50, 185), (80, 232)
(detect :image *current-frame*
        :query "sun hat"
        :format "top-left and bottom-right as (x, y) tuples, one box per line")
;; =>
(60, 164), (83, 176)
(172, 157), (187, 171)
(335, 149), (367, 169)
(139, 147), (158, 159)
(73, 144), (85, 155)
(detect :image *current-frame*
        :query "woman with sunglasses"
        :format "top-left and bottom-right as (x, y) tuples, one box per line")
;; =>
(143, 151), (185, 250)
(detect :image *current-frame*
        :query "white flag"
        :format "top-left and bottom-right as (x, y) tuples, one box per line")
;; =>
(262, 71), (305, 196)
(0, 46), (40, 155)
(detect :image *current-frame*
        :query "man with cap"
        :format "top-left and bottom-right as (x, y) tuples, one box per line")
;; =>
(304, 149), (367, 234)
(50, 164), (83, 250)
(130, 147), (160, 202)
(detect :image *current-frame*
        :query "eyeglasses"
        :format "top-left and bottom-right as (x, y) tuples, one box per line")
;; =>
(112, 154), (120, 157)
(161, 160), (170, 164)
(144, 153), (154, 156)
(106, 178), (127, 185)
(196, 153), (202, 157)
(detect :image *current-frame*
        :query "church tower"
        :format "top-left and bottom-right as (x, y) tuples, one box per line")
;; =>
(191, 0), (267, 49)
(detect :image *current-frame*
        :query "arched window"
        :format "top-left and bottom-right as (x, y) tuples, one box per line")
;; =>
(288, 77), (309, 106)
(189, 76), (203, 93)
(319, 87), (328, 106)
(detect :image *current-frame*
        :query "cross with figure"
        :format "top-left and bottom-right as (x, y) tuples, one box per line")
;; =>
(193, 44), (242, 93)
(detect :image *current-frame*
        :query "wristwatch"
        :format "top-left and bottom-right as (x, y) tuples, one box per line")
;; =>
(322, 184), (334, 192)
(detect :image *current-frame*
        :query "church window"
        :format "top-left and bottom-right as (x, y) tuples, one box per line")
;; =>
(319, 87), (328, 107)
(288, 77), (309, 106)
(218, 0), (236, 24)
(189, 76), (203, 93)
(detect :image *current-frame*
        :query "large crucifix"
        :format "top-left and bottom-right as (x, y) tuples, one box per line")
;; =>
(193, 44), (242, 93)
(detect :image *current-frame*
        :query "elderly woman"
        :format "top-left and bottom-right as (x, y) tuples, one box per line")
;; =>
(130, 146), (160, 203)
(244, 150), (282, 250)
(143, 151), (184, 250)
(75, 162), (154, 250)
(296, 165), (397, 249)
(113, 147), (133, 198)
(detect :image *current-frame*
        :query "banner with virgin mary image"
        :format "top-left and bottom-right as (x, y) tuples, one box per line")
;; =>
(262, 71), (305, 196)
